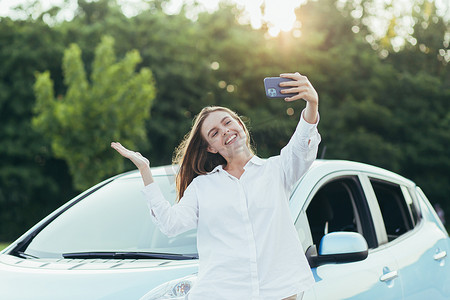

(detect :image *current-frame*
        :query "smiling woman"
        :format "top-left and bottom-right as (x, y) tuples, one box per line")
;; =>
(112, 72), (320, 299)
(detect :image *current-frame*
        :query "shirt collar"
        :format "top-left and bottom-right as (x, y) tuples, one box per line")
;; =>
(207, 164), (223, 175)
(207, 155), (264, 175)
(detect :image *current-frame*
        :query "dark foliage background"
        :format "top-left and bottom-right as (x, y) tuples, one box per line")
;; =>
(0, 0), (448, 241)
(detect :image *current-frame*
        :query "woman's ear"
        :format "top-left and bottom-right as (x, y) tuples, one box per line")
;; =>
(207, 146), (218, 154)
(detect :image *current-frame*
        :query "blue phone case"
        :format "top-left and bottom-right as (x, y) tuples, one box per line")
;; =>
(264, 77), (297, 98)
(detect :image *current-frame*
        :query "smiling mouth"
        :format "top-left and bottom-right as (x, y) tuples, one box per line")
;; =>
(225, 134), (237, 145)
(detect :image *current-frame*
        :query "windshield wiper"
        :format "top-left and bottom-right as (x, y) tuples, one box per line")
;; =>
(62, 251), (198, 260)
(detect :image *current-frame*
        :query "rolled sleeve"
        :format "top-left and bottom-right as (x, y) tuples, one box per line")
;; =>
(280, 109), (321, 192)
(141, 182), (166, 226)
(292, 109), (321, 149)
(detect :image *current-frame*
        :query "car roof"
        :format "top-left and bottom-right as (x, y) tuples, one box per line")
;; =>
(115, 159), (415, 186)
(307, 159), (415, 185)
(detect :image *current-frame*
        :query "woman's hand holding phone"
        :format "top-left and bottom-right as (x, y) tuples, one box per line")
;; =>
(264, 72), (318, 105)
(279, 72), (319, 106)
(265, 72), (318, 124)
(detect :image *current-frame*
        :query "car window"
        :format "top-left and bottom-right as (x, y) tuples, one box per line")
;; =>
(24, 176), (197, 258)
(305, 176), (377, 249)
(370, 179), (418, 242)
(400, 185), (421, 225)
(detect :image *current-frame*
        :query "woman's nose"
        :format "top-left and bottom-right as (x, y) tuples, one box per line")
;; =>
(223, 128), (229, 135)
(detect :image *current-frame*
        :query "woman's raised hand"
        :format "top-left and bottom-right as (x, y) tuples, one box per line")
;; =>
(279, 72), (319, 124)
(279, 72), (319, 106)
(111, 142), (150, 171)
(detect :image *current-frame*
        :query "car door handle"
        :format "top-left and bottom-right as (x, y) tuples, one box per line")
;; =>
(434, 251), (447, 261)
(380, 270), (398, 282)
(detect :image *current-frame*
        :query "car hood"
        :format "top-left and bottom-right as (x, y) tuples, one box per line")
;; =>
(0, 254), (198, 300)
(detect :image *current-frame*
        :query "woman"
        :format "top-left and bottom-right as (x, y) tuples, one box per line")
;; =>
(111, 72), (321, 300)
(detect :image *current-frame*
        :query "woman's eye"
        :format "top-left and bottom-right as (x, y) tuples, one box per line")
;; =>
(212, 131), (218, 137)
(226, 120), (231, 125)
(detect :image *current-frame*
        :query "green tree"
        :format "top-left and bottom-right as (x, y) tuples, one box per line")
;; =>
(1, 0), (448, 239)
(0, 17), (72, 242)
(33, 36), (156, 190)
(292, 0), (450, 215)
(54, 0), (215, 165)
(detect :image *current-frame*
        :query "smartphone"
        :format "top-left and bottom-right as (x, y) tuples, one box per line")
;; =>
(264, 77), (297, 98)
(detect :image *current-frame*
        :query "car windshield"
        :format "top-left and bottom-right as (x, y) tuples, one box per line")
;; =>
(24, 175), (197, 258)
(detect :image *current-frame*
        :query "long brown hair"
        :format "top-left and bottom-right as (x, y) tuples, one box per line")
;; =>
(172, 106), (254, 201)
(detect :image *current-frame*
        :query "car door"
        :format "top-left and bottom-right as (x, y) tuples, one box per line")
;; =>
(367, 177), (450, 300)
(294, 172), (403, 300)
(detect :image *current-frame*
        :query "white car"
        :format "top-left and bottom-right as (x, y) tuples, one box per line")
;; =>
(0, 160), (448, 299)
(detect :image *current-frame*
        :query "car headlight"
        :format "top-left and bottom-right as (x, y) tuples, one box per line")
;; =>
(139, 274), (197, 300)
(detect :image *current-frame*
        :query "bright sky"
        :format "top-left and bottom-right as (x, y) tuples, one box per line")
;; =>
(0, 0), (308, 36)
(0, 0), (448, 40)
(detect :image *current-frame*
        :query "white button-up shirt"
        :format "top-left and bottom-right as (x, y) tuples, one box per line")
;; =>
(142, 110), (321, 300)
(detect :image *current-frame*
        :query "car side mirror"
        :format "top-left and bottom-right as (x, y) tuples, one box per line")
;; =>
(306, 232), (368, 268)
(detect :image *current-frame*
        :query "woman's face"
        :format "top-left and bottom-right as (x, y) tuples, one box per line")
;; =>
(201, 110), (247, 157)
